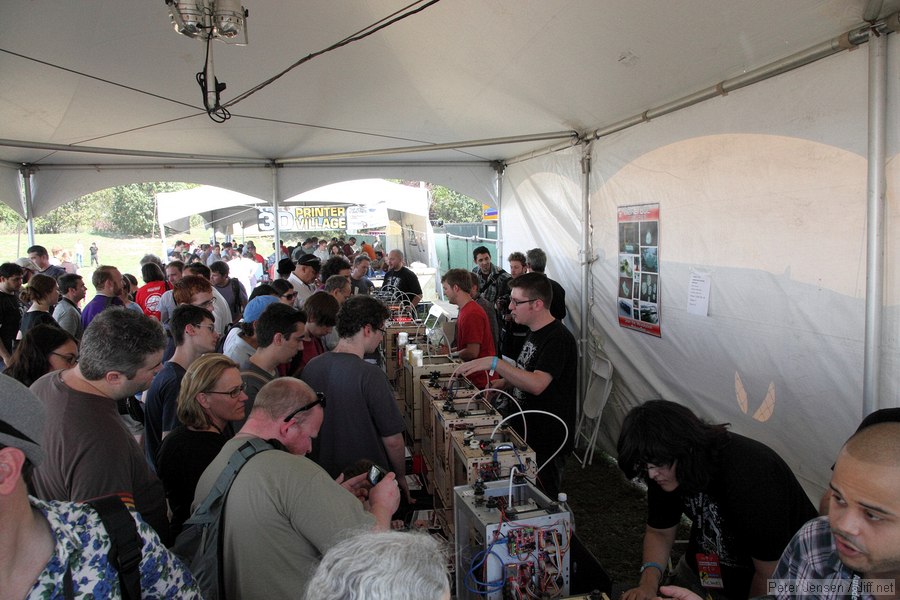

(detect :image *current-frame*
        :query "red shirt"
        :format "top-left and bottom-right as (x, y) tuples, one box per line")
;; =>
(135, 281), (168, 320)
(455, 300), (497, 389)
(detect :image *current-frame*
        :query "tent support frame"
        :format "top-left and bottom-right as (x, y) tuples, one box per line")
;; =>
(863, 31), (887, 416)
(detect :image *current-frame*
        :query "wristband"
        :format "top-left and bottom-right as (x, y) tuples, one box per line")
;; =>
(489, 356), (498, 376)
(640, 561), (664, 576)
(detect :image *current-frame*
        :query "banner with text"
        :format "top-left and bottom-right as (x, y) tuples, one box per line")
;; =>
(258, 206), (347, 232)
(617, 203), (660, 337)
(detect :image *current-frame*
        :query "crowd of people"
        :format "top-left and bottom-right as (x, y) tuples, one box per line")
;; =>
(0, 236), (896, 599)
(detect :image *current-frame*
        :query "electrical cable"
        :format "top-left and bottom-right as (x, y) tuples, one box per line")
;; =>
(197, 30), (231, 122)
(467, 387), (526, 443)
(225, 0), (443, 108)
(489, 410), (568, 476)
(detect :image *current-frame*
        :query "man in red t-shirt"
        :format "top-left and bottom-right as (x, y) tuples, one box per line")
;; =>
(441, 269), (497, 389)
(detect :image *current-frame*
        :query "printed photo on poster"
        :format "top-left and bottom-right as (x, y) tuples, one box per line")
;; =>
(617, 203), (661, 337)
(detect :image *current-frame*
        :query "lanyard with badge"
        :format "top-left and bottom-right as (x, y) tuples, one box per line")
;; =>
(694, 493), (726, 591)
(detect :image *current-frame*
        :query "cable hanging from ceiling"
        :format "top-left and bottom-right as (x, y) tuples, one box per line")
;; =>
(167, 0), (443, 123)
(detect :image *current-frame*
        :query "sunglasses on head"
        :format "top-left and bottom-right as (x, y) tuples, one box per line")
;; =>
(283, 392), (327, 422)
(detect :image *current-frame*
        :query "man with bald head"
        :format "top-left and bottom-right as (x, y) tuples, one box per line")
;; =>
(383, 249), (422, 307)
(768, 422), (900, 598)
(661, 422), (900, 600)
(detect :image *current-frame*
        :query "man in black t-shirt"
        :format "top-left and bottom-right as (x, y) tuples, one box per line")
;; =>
(382, 250), (422, 307)
(0, 262), (25, 368)
(617, 400), (817, 600)
(456, 272), (576, 497)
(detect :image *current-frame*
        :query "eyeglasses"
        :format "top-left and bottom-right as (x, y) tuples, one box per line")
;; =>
(509, 297), (537, 307)
(205, 382), (246, 399)
(374, 324), (386, 335)
(193, 323), (216, 334)
(282, 292), (298, 300)
(282, 392), (327, 422)
(50, 351), (79, 366)
(193, 297), (216, 310)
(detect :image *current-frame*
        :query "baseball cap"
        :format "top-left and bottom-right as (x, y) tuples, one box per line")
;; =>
(296, 254), (321, 271)
(277, 258), (295, 277)
(15, 257), (39, 271)
(0, 375), (46, 466)
(243, 295), (280, 322)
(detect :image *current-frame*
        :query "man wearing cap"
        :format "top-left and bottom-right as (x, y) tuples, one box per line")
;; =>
(30, 309), (171, 542)
(289, 254), (321, 309)
(143, 304), (219, 470)
(0, 262), (25, 369)
(27, 245), (67, 280)
(223, 294), (279, 365)
(14, 257), (38, 284)
(0, 375), (201, 598)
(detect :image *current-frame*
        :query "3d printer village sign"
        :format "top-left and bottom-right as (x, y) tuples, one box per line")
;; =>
(258, 206), (347, 232)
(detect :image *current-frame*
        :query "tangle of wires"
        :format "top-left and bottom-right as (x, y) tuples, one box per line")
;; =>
(197, 31), (231, 123)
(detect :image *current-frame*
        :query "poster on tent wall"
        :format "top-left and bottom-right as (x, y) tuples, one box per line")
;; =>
(617, 203), (660, 337)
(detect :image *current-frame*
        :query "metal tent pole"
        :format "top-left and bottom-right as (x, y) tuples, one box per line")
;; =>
(862, 32), (887, 416)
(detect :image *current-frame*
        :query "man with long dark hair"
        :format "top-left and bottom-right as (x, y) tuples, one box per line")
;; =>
(617, 400), (816, 600)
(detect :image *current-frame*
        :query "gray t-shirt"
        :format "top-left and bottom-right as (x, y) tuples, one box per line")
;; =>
(193, 436), (374, 599)
(300, 352), (405, 477)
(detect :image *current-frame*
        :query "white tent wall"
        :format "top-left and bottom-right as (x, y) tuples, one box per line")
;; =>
(0, 165), (22, 217)
(499, 39), (898, 499)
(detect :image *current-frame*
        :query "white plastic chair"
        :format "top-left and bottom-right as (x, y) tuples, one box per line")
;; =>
(573, 356), (613, 468)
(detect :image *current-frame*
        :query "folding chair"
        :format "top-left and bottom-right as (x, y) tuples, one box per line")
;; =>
(573, 356), (613, 468)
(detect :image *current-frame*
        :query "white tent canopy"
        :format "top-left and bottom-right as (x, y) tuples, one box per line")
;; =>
(156, 178), (430, 230)
(2, 1), (898, 497)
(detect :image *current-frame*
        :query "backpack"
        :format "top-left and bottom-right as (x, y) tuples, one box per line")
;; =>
(215, 322), (241, 354)
(229, 278), (244, 319)
(68, 495), (142, 600)
(171, 438), (279, 600)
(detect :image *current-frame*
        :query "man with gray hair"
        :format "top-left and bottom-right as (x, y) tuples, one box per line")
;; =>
(305, 530), (451, 600)
(30, 308), (170, 541)
(194, 377), (401, 598)
(526, 247), (567, 320)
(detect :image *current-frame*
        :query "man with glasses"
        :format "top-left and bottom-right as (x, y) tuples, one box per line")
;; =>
(0, 262), (25, 369)
(238, 303), (307, 423)
(194, 377), (401, 598)
(30, 309), (172, 543)
(456, 272), (577, 498)
(181, 263), (233, 335)
(301, 295), (411, 503)
(143, 304), (219, 470)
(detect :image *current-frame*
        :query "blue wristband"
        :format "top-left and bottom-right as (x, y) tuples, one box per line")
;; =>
(640, 561), (665, 576)
(489, 356), (498, 376)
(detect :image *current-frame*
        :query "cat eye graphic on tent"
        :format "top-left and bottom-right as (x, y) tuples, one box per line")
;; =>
(734, 372), (775, 422)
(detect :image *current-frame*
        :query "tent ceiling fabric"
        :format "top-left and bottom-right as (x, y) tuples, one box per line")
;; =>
(2, 0), (894, 214)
